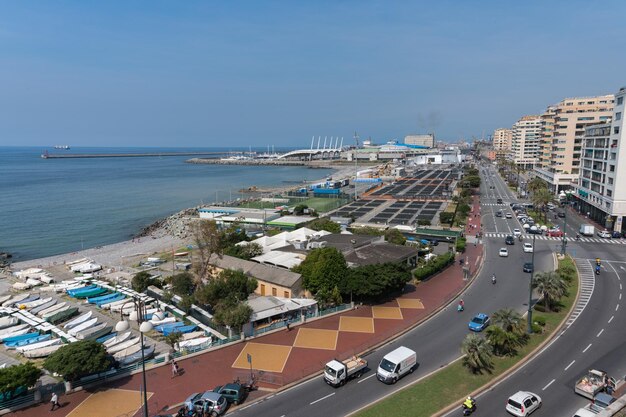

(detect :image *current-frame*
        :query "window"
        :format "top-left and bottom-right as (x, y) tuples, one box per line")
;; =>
(618, 97), (624, 105)
(616, 112), (622, 121)
(610, 165), (615, 172)
(283, 291), (289, 298)
(615, 127), (620, 135)
(260, 284), (266, 295)
(607, 190), (613, 197)
(272, 287), (277, 296)
(608, 177), (614, 185)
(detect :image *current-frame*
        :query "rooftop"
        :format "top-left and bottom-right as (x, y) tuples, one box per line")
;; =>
(209, 254), (302, 288)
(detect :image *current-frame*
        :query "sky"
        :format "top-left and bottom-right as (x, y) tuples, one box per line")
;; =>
(0, 1), (625, 148)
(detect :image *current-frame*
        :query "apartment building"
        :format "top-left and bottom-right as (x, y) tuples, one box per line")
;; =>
(534, 95), (614, 193)
(510, 115), (542, 168)
(573, 87), (626, 231)
(492, 128), (512, 159)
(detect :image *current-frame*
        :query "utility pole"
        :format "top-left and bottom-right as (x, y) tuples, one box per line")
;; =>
(354, 132), (359, 201)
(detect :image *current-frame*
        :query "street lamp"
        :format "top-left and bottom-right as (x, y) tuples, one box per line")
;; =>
(115, 298), (158, 417)
(559, 190), (573, 255)
(525, 224), (537, 334)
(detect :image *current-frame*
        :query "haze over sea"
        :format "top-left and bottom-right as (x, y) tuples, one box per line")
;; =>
(1, 146), (333, 261)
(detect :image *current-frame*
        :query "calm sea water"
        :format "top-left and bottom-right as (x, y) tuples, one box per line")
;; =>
(0, 146), (332, 261)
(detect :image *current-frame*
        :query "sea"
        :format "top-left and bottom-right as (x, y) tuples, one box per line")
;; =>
(0, 146), (333, 261)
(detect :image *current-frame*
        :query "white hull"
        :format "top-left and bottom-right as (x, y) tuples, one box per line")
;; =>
(0, 328), (31, 341)
(103, 331), (132, 349)
(100, 298), (128, 310)
(107, 337), (139, 354)
(68, 317), (98, 336)
(0, 317), (19, 330)
(2, 293), (31, 307)
(63, 311), (93, 330)
(23, 344), (62, 358)
(75, 322), (109, 340)
(112, 341), (143, 359)
(150, 317), (175, 326)
(42, 304), (71, 320)
(37, 302), (66, 317)
(17, 338), (62, 353)
(20, 297), (53, 310)
(0, 324), (29, 336)
(182, 331), (206, 341)
(176, 337), (211, 351)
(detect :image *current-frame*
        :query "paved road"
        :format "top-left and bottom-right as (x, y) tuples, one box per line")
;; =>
(441, 164), (626, 417)
(231, 168), (552, 417)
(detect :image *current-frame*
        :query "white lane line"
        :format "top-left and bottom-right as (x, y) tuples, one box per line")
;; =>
(310, 393), (335, 405)
(620, 294), (623, 301)
(609, 315), (615, 324)
(542, 379), (555, 390)
(617, 304), (620, 312)
(583, 343), (592, 353)
(597, 329), (605, 337)
(564, 360), (576, 371)
(357, 374), (376, 384)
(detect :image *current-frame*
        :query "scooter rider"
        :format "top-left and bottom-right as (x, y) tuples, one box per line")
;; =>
(492, 274), (496, 284)
(462, 396), (476, 414)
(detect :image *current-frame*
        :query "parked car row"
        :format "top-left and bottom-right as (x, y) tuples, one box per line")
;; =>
(181, 381), (249, 416)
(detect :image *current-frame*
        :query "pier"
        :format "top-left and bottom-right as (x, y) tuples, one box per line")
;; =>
(41, 151), (228, 159)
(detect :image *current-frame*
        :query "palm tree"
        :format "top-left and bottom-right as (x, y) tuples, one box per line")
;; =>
(527, 177), (547, 194)
(491, 308), (524, 335)
(531, 188), (553, 223)
(486, 326), (521, 356)
(461, 334), (493, 374)
(533, 271), (567, 311)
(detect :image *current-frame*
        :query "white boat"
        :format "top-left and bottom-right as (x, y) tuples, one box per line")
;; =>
(68, 317), (98, 336)
(0, 317), (19, 330)
(25, 278), (43, 287)
(149, 317), (176, 326)
(29, 299), (57, 315)
(176, 337), (211, 352)
(2, 293), (31, 307)
(12, 282), (31, 291)
(103, 331), (132, 349)
(0, 295), (13, 305)
(0, 324), (29, 336)
(0, 327), (31, 341)
(37, 302), (66, 317)
(42, 304), (72, 320)
(100, 297), (128, 310)
(182, 331), (206, 341)
(20, 297), (53, 310)
(75, 322), (110, 340)
(16, 338), (62, 353)
(23, 344), (63, 358)
(110, 300), (134, 312)
(112, 341), (143, 359)
(63, 311), (93, 330)
(107, 337), (139, 354)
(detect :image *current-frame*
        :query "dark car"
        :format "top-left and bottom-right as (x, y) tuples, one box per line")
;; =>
(611, 231), (622, 239)
(557, 212), (566, 218)
(523, 262), (533, 273)
(496, 211), (503, 217)
(497, 198), (503, 204)
(212, 383), (247, 405)
(505, 235), (515, 245)
(527, 228), (543, 235)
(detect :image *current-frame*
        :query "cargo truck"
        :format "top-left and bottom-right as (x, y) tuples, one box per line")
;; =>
(575, 369), (613, 399)
(323, 356), (368, 387)
(579, 224), (595, 237)
(376, 346), (417, 384)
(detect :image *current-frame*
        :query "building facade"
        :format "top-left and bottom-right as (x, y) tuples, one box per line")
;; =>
(510, 115), (542, 168)
(534, 95), (614, 194)
(573, 88), (626, 231)
(404, 134), (435, 148)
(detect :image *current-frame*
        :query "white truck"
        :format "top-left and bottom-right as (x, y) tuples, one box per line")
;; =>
(579, 224), (595, 237)
(323, 356), (368, 387)
(376, 346), (417, 384)
(574, 369), (612, 399)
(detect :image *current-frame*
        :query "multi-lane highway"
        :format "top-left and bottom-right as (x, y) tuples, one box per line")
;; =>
(232, 166), (553, 417)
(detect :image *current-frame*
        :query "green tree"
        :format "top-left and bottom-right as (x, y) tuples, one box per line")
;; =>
(343, 263), (412, 302)
(461, 334), (493, 374)
(307, 217), (341, 234)
(527, 177), (547, 194)
(0, 362), (41, 397)
(196, 269), (257, 307)
(193, 219), (224, 280)
(213, 299), (253, 330)
(384, 229), (407, 245)
(486, 326), (521, 356)
(293, 247), (348, 296)
(131, 271), (155, 293)
(44, 341), (112, 381)
(170, 272), (195, 297)
(531, 188), (553, 223)
(224, 242), (264, 260)
(439, 211), (454, 225)
(294, 204), (308, 215)
(533, 271), (567, 311)
(350, 226), (384, 236)
(164, 331), (183, 351)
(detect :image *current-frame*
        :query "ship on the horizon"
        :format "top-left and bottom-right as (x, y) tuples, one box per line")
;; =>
(53, 145), (70, 150)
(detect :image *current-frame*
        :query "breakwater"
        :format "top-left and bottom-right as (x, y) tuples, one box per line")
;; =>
(41, 151), (228, 159)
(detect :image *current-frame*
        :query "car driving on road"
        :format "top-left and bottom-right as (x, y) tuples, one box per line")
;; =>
(468, 313), (490, 332)
(523, 262), (533, 273)
(499, 248), (509, 257)
(547, 229), (563, 237)
(506, 391), (541, 416)
(513, 229), (522, 237)
(598, 230), (611, 238)
(523, 243), (533, 253)
(505, 235), (515, 245)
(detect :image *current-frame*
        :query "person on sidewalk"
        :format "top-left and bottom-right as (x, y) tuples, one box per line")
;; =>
(171, 359), (180, 378)
(50, 392), (60, 411)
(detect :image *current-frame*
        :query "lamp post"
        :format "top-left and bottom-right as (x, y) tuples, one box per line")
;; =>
(559, 190), (572, 255)
(526, 224), (537, 334)
(115, 298), (160, 417)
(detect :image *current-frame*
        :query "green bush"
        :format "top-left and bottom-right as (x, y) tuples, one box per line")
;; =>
(531, 323), (543, 334)
(533, 316), (546, 326)
(456, 237), (467, 253)
(414, 252), (455, 281)
(439, 212), (454, 225)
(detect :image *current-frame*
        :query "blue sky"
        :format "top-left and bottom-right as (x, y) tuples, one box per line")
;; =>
(0, 1), (624, 147)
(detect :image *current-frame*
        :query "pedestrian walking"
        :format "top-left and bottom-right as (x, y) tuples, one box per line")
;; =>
(171, 359), (180, 378)
(284, 318), (290, 331)
(50, 392), (60, 411)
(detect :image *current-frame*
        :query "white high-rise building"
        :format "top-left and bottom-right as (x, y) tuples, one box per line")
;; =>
(573, 87), (626, 231)
(510, 115), (542, 168)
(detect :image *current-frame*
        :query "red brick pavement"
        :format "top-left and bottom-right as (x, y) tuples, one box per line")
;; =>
(16, 198), (484, 417)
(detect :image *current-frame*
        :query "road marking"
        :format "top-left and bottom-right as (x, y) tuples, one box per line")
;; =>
(357, 374), (376, 383)
(621, 283), (623, 290)
(583, 343), (592, 353)
(620, 294), (623, 301)
(608, 316), (614, 324)
(616, 304), (620, 311)
(597, 329), (604, 337)
(564, 360), (576, 371)
(542, 379), (555, 390)
(310, 393), (335, 405)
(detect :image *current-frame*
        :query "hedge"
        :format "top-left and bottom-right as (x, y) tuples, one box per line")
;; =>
(414, 252), (455, 281)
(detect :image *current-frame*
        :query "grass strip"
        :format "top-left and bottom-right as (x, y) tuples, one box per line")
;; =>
(355, 256), (578, 417)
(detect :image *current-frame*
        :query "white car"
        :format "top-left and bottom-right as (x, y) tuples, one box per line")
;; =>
(499, 248), (509, 257)
(513, 229), (522, 237)
(505, 213), (513, 219)
(523, 243), (533, 253)
(598, 230), (611, 238)
(506, 391), (542, 416)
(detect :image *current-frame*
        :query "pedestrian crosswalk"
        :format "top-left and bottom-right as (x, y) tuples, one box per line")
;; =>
(482, 203), (508, 206)
(483, 232), (626, 245)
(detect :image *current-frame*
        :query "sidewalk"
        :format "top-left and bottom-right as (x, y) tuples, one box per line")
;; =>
(15, 200), (484, 417)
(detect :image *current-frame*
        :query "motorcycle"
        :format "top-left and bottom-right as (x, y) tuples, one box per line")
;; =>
(462, 400), (477, 415)
(457, 303), (464, 312)
(596, 266), (601, 275)
(575, 234), (581, 241)
(491, 275), (496, 285)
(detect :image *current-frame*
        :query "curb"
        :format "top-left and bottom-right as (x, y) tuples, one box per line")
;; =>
(431, 254), (581, 417)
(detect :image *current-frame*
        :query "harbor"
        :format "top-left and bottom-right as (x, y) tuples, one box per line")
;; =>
(40, 150), (230, 159)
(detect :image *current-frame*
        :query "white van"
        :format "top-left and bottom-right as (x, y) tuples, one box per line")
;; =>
(376, 346), (417, 384)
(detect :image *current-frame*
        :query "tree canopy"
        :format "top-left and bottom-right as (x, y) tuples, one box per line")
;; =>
(0, 362), (41, 396)
(307, 217), (341, 234)
(384, 229), (407, 245)
(224, 242), (264, 260)
(169, 272), (195, 297)
(44, 341), (112, 382)
(342, 263), (412, 302)
(131, 271), (156, 293)
(294, 247), (348, 296)
(193, 219), (224, 279)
